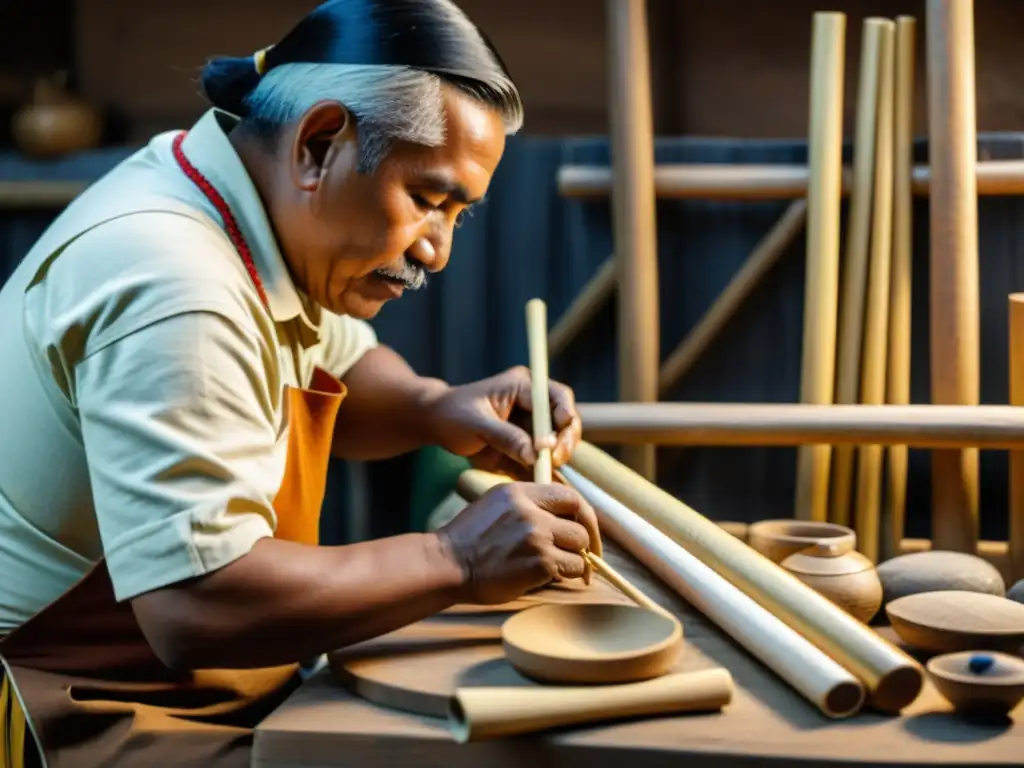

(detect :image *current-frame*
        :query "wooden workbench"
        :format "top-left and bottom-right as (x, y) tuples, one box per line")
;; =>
(253, 543), (1023, 767)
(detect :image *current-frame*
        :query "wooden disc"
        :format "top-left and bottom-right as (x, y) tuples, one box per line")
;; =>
(886, 591), (1024, 654)
(501, 603), (683, 684)
(328, 579), (637, 718)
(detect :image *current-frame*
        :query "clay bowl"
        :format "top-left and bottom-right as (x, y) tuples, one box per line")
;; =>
(501, 602), (683, 685)
(748, 520), (856, 564)
(927, 651), (1024, 717)
(886, 590), (1024, 654)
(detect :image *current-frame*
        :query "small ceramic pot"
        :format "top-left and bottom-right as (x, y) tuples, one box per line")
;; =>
(747, 519), (856, 564)
(11, 71), (103, 158)
(781, 549), (883, 623)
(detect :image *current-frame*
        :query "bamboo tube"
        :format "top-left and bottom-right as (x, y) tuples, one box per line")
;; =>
(525, 298), (554, 484)
(1009, 294), (1024, 583)
(607, 0), (659, 481)
(563, 467), (866, 718)
(926, 0), (981, 554)
(449, 669), (734, 743)
(548, 256), (616, 358)
(853, 20), (896, 564)
(569, 441), (924, 711)
(576, 402), (1024, 448)
(882, 16), (917, 563)
(796, 12), (846, 523)
(658, 200), (808, 394)
(831, 19), (887, 529)
(555, 159), (1024, 200)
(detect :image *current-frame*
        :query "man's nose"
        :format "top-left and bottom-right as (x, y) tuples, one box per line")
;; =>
(407, 236), (449, 273)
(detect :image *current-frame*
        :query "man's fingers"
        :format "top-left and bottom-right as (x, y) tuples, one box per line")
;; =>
(550, 517), (590, 554)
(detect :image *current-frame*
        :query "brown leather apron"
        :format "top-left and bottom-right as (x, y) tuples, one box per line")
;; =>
(0, 366), (346, 767)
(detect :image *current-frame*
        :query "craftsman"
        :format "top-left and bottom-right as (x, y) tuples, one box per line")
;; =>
(0, 1), (600, 765)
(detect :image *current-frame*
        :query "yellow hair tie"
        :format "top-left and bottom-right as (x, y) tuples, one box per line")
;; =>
(253, 46), (272, 76)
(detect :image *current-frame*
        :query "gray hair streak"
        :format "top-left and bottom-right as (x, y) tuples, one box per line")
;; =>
(243, 62), (522, 172)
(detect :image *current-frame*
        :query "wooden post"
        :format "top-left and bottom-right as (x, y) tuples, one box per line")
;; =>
(926, 0), (981, 552)
(796, 12), (846, 522)
(606, 0), (660, 480)
(1009, 294), (1024, 583)
(882, 16), (917, 563)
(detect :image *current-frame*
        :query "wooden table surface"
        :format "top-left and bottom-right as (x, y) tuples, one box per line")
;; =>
(253, 542), (1023, 767)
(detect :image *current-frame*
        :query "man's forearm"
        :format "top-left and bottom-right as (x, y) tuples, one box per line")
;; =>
(132, 532), (467, 670)
(332, 345), (449, 459)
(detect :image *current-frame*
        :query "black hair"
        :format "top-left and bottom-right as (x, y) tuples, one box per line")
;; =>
(199, 0), (520, 123)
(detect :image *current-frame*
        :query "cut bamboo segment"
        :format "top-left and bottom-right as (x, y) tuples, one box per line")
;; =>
(796, 11), (846, 523)
(831, 18), (887, 529)
(853, 19), (896, 564)
(883, 15), (917, 563)
(525, 298), (554, 484)
(569, 440), (924, 711)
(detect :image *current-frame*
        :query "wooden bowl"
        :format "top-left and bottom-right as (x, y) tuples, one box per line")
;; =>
(781, 550), (883, 623)
(886, 591), (1024, 654)
(927, 651), (1024, 716)
(501, 602), (683, 685)
(748, 520), (856, 563)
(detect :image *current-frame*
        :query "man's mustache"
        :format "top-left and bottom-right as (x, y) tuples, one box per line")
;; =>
(374, 256), (427, 290)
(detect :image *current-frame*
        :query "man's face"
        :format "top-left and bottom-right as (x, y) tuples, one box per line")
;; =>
(276, 84), (506, 318)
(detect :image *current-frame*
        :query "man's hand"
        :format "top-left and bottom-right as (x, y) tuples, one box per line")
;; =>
(436, 481), (599, 605)
(425, 365), (583, 478)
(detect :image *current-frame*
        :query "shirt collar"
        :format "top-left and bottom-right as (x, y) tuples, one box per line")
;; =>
(176, 108), (318, 335)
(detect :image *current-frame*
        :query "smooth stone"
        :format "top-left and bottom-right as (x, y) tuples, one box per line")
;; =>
(877, 551), (1005, 606)
(1009, 579), (1024, 605)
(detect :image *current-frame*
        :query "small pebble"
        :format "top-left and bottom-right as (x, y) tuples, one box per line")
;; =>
(968, 654), (995, 674)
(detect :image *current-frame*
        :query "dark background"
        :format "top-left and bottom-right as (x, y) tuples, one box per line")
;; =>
(2, 0), (1023, 545)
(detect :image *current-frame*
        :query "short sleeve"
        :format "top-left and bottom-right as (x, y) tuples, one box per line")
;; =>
(76, 310), (282, 602)
(317, 310), (379, 379)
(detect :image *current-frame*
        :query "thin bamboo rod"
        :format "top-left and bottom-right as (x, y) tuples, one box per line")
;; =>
(882, 15), (917, 563)
(548, 256), (616, 358)
(926, 0), (981, 554)
(831, 18), (887, 529)
(547, 202), (806, 382)
(525, 298), (554, 484)
(575, 402), (1024, 448)
(796, 11), (846, 523)
(1009, 294), (1024, 583)
(658, 200), (808, 394)
(853, 20), (896, 564)
(555, 159), (1024, 200)
(606, 0), (659, 481)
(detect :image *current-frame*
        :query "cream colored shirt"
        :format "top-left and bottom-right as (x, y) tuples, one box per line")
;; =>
(0, 109), (378, 632)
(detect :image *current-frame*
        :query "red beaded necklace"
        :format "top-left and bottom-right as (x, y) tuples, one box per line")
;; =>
(171, 130), (270, 309)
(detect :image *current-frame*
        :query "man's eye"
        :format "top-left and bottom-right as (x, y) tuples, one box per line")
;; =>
(413, 194), (441, 211)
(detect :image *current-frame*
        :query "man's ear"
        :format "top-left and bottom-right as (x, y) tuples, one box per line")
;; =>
(290, 101), (356, 192)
